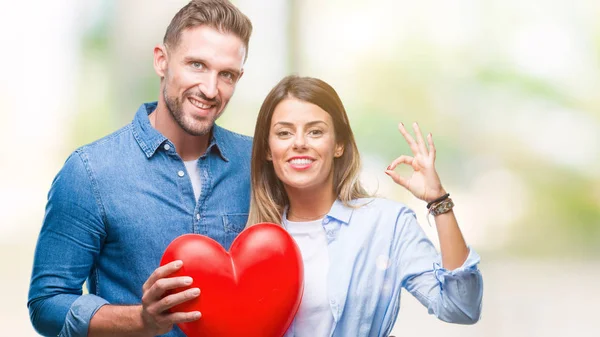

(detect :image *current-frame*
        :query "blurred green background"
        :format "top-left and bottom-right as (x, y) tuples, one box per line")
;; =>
(1, 0), (599, 335)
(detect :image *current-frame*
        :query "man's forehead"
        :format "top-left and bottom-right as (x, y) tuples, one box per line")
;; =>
(173, 26), (246, 67)
(177, 25), (246, 58)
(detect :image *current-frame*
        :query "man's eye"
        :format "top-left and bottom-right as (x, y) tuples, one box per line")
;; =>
(191, 62), (204, 69)
(220, 72), (235, 83)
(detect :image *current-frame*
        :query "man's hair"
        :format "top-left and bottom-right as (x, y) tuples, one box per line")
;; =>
(163, 0), (253, 61)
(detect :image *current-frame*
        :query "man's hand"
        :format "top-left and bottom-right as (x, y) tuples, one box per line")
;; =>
(140, 260), (201, 335)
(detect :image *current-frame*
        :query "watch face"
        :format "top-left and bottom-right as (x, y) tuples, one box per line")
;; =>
(432, 199), (454, 216)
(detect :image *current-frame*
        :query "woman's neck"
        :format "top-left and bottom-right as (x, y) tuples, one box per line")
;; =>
(286, 187), (337, 222)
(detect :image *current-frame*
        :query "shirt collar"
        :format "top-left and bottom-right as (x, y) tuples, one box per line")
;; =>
(132, 101), (228, 161)
(327, 199), (354, 225)
(281, 199), (353, 225)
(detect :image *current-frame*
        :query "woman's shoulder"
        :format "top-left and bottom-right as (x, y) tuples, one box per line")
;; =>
(349, 197), (415, 216)
(343, 198), (419, 236)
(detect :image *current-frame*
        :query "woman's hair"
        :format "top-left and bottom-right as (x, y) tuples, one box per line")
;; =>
(247, 75), (370, 226)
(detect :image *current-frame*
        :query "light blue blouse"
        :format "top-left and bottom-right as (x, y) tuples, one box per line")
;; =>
(284, 198), (483, 337)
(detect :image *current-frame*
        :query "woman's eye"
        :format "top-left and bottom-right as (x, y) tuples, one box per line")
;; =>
(309, 129), (323, 136)
(276, 131), (291, 137)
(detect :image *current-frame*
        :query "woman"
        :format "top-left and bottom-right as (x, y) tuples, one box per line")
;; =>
(248, 75), (483, 337)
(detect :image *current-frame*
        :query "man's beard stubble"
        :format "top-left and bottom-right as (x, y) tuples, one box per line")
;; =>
(163, 86), (222, 137)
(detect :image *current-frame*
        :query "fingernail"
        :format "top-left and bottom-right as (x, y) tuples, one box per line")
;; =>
(194, 312), (202, 319)
(190, 288), (200, 295)
(174, 260), (183, 268)
(386, 165), (391, 170)
(184, 277), (193, 285)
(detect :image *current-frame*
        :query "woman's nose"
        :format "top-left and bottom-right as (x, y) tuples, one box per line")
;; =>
(292, 134), (307, 149)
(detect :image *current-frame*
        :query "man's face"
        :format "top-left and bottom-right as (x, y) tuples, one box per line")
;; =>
(161, 25), (246, 136)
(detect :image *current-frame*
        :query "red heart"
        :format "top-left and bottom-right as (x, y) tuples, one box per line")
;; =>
(160, 223), (304, 337)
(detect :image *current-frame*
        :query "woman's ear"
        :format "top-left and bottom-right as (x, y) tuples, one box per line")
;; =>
(266, 151), (272, 161)
(334, 143), (344, 158)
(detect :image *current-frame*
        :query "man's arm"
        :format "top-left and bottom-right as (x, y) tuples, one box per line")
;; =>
(28, 151), (108, 336)
(28, 152), (201, 337)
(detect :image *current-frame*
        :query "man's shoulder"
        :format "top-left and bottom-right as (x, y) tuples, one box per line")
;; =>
(213, 125), (253, 162)
(75, 124), (135, 156)
(214, 125), (253, 144)
(63, 124), (138, 173)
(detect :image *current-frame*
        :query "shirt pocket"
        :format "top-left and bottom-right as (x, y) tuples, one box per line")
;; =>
(222, 213), (249, 234)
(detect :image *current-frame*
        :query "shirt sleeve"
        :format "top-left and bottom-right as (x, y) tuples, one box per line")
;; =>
(28, 150), (108, 337)
(393, 207), (483, 325)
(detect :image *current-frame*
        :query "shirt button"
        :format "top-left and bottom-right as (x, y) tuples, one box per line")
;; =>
(163, 144), (171, 151)
(177, 170), (185, 177)
(323, 218), (330, 224)
(196, 214), (200, 220)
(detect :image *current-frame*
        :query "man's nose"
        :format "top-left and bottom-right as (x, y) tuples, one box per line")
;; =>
(198, 73), (218, 99)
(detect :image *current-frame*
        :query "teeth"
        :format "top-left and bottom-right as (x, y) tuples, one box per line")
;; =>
(289, 158), (313, 165)
(189, 97), (212, 109)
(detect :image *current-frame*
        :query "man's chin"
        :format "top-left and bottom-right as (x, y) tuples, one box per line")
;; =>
(181, 121), (213, 137)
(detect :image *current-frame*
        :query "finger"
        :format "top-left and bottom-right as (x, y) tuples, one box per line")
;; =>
(412, 122), (428, 155)
(387, 155), (414, 171)
(384, 170), (410, 189)
(427, 133), (436, 160)
(155, 287), (201, 313)
(144, 276), (194, 303)
(397, 122), (419, 155)
(165, 311), (202, 325)
(143, 260), (183, 292)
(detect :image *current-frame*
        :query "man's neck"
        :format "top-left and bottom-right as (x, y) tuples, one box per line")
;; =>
(149, 103), (210, 161)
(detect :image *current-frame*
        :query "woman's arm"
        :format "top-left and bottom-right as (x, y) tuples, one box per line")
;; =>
(385, 122), (469, 269)
(384, 122), (482, 325)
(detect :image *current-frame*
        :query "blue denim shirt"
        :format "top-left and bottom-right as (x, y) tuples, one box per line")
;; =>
(28, 102), (252, 337)
(283, 198), (483, 337)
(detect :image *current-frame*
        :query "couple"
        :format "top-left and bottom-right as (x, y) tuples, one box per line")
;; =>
(27, 1), (482, 337)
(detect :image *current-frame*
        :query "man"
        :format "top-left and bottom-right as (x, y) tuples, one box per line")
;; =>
(28, 1), (253, 336)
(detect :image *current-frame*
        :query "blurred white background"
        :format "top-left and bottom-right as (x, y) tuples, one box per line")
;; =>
(1, 0), (599, 335)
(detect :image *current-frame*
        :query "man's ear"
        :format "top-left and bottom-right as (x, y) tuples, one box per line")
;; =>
(153, 44), (168, 78)
(334, 143), (344, 158)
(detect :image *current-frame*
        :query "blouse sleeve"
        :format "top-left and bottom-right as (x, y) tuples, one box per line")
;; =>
(393, 207), (483, 325)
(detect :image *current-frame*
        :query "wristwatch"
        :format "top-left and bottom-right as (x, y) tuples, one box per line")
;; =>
(429, 198), (454, 216)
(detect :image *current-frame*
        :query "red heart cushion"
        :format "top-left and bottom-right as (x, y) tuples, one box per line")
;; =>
(160, 223), (304, 337)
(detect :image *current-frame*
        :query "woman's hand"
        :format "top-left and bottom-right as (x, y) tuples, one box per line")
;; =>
(385, 122), (446, 202)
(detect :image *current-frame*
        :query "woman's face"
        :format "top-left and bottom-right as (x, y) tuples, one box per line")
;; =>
(267, 97), (344, 195)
